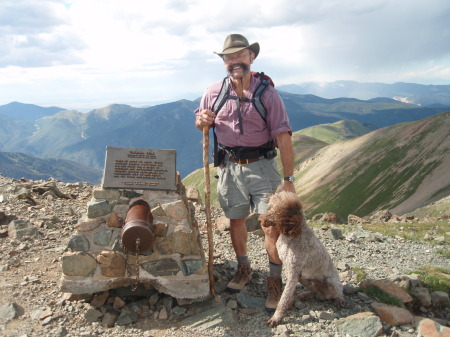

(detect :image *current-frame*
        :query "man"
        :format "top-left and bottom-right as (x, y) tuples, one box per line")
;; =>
(195, 34), (295, 312)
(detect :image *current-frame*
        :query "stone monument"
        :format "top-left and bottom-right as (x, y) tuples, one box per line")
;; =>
(60, 146), (209, 300)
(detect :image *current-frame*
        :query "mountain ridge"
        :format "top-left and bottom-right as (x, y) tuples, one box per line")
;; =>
(295, 111), (450, 217)
(0, 101), (65, 121)
(278, 81), (450, 107)
(0, 152), (102, 184)
(296, 120), (378, 144)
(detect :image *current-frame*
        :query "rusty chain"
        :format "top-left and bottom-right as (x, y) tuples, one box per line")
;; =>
(123, 238), (141, 292)
(132, 238), (140, 291)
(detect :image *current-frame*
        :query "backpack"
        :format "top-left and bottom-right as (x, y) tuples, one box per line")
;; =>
(212, 72), (274, 122)
(211, 72), (275, 166)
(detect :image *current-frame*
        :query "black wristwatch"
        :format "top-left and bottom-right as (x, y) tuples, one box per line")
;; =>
(284, 176), (295, 182)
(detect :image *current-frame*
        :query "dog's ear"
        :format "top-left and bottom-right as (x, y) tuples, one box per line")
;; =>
(289, 211), (304, 237)
(275, 196), (305, 237)
(280, 208), (303, 237)
(259, 213), (275, 227)
(259, 213), (266, 226)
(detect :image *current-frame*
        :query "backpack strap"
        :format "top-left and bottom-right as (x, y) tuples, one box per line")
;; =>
(212, 73), (270, 120)
(211, 76), (231, 166)
(212, 77), (231, 115)
(252, 72), (270, 122)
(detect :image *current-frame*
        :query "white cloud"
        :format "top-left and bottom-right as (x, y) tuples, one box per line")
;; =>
(0, 0), (84, 67)
(0, 0), (449, 108)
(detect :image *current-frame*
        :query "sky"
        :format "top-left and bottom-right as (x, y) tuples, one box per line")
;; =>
(1, 0), (450, 110)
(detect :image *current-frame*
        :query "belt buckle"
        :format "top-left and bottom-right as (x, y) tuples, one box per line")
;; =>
(231, 157), (253, 165)
(237, 158), (254, 165)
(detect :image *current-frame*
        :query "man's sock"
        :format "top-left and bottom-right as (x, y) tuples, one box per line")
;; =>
(269, 261), (282, 279)
(237, 255), (249, 266)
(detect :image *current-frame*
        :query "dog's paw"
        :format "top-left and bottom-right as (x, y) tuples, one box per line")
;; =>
(266, 316), (282, 327)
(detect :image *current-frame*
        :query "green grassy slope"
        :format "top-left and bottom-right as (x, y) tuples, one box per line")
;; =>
(296, 111), (450, 218)
(297, 120), (377, 144)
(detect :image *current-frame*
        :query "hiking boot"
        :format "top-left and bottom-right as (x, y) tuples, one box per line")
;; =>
(265, 277), (282, 312)
(226, 263), (252, 293)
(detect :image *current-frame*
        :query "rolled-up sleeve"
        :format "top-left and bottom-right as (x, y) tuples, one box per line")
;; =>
(264, 89), (292, 139)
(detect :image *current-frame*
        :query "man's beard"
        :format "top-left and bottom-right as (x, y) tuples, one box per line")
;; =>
(227, 63), (250, 78)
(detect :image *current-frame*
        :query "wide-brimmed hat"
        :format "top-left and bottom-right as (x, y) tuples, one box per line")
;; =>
(214, 34), (260, 59)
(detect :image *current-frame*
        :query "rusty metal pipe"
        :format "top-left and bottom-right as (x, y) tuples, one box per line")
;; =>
(121, 200), (154, 253)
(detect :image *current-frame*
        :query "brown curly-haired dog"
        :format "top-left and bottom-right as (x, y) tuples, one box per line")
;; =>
(259, 190), (344, 326)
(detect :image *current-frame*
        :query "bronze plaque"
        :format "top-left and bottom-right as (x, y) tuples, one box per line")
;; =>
(102, 146), (176, 190)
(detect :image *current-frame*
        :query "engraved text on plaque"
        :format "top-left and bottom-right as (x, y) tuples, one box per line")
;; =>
(102, 146), (176, 190)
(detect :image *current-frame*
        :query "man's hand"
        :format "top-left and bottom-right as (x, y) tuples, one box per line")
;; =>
(196, 109), (215, 130)
(280, 180), (296, 193)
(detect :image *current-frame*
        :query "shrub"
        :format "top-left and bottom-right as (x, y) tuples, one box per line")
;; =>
(352, 267), (368, 284)
(360, 284), (404, 308)
(411, 266), (450, 294)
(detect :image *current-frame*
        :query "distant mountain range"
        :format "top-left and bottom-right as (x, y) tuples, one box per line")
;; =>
(0, 152), (101, 184)
(278, 81), (450, 107)
(0, 91), (448, 180)
(184, 111), (450, 218)
(0, 101), (64, 121)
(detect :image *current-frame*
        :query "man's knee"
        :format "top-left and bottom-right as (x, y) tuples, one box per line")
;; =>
(230, 218), (246, 227)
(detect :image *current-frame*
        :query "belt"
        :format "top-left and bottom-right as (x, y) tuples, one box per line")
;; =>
(229, 155), (264, 165)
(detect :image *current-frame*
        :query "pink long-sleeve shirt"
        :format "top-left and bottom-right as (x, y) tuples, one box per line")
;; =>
(196, 74), (292, 148)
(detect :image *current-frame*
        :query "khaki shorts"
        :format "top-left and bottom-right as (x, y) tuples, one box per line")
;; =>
(217, 157), (281, 219)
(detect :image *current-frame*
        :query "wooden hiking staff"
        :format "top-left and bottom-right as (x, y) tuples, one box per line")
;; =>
(202, 126), (215, 296)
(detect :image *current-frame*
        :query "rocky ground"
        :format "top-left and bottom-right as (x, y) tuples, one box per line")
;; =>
(0, 175), (449, 337)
